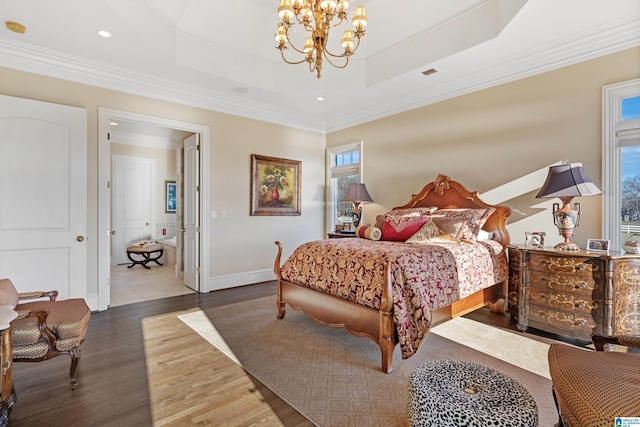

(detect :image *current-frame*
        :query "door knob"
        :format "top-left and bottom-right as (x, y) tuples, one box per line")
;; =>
(77, 236), (85, 242)
(180, 227), (186, 232)
(111, 230), (116, 235)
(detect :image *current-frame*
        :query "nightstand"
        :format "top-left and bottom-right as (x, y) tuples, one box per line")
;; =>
(508, 244), (640, 341)
(327, 232), (357, 239)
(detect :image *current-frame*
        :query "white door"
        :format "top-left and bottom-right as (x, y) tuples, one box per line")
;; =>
(111, 155), (155, 265)
(0, 95), (87, 299)
(183, 133), (200, 291)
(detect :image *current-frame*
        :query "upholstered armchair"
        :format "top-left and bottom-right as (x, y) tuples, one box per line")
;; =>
(548, 334), (640, 426)
(0, 278), (91, 390)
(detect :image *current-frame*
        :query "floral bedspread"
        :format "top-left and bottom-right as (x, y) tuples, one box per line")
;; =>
(279, 238), (508, 359)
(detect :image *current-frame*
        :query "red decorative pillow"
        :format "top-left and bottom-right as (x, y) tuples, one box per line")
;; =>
(380, 215), (430, 241)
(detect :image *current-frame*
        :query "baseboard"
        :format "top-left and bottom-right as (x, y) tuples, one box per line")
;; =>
(202, 268), (275, 292)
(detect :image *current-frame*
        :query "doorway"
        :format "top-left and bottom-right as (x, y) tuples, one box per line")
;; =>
(98, 108), (211, 311)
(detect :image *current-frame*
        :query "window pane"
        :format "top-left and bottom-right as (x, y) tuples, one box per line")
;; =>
(336, 154), (344, 166)
(622, 96), (640, 120)
(336, 175), (359, 223)
(621, 145), (640, 242)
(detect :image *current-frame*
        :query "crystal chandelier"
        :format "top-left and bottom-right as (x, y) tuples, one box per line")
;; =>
(275, 0), (368, 79)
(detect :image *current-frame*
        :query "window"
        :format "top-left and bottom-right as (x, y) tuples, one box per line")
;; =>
(603, 79), (640, 250)
(326, 141), (363, 232)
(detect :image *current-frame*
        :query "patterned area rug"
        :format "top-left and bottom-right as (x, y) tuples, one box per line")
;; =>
(179, 297), (559, 427)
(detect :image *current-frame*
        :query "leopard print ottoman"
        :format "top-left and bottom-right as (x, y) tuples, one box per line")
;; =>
(406, 360), (538, 427)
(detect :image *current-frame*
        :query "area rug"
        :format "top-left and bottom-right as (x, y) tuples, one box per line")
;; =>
(179, 297), (559, 427)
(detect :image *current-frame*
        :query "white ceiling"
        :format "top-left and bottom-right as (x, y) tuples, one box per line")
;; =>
(0, 0), (639, 135)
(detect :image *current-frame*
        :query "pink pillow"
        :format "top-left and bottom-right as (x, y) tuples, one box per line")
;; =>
(380, 215), (430, 241)
(429, 208), (495, 243)
(406, 221), (458, 244)
(375, 207), (438, 229)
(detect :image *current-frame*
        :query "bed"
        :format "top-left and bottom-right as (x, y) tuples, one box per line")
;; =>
(273, 174), (511, 373)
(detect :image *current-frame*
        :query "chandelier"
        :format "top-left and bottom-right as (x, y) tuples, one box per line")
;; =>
(275, 0), (367, 79)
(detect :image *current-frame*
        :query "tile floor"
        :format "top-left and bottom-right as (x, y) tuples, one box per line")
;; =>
(110, 263), (195, 307)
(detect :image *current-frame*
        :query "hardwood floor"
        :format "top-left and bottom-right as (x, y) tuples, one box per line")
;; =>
(8, 280), (593, 427)
(9, 281), (314, 427)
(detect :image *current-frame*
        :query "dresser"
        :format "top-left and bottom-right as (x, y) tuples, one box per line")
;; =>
(508, 244), (640, 341)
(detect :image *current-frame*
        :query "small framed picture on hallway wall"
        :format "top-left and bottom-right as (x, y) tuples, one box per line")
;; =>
(165, 181), (176, 213)
(250, 154), (301, 216)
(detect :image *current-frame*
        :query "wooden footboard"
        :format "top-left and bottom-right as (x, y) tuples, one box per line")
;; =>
(274, 241), (397, 373)
(273, 241), (505, 373)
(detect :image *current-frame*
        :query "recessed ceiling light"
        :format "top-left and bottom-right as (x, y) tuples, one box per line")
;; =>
(5, 21), (26, 34)
(109, 122), (118, 126)
(317, 97), (325, 101)
(97, 30), (112, 38)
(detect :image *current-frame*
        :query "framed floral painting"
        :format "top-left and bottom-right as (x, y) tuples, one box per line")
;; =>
(250, 154), (301, 216)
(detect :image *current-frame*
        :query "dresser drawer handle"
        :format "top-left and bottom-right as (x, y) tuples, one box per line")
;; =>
(575, 301), (586, 308)
(575, 320), (586, 327)
(574, 282), (587, 290)
(577, 264), (587, 270)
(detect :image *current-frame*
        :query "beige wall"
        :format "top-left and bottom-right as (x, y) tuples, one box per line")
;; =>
(327, 47), (640, 249)
(0, 68), (325, 297)
(2, 46), (638, 299)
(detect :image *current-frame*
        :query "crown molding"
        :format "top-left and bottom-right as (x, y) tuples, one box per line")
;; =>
(324, 14), (640, 132)
(0, 10), (638, 135)
(109, 131), (176, 150)
(0, 40), (326, 133)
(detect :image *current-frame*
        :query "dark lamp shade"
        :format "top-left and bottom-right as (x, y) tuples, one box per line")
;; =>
(341, 183), (374, 203)
(535, 162), (601, 199)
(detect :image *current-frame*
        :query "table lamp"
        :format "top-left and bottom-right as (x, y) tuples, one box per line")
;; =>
(535, 161), (601, 251)
(341, 183), (374, 228)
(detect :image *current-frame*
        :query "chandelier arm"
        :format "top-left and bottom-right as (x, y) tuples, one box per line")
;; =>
(322, 50), (350, 69)
(281, 28), (310, 56)
(278, 49), (311, 66)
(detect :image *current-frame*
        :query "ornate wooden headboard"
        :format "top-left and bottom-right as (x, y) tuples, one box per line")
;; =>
(395, 174), (511, 247)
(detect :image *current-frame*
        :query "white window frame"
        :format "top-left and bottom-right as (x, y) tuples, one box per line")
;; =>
(326, 141), (363, 233)
(602, 78), (640, 251)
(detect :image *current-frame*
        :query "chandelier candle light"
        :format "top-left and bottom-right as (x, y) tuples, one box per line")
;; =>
(275, 0), (367, 78)
(535, 161), (601, 251)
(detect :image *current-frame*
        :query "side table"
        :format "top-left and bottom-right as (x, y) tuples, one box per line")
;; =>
(327, 232), (357, 239)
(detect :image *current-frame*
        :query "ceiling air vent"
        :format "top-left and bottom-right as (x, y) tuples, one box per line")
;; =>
(421, 68), (438, 77)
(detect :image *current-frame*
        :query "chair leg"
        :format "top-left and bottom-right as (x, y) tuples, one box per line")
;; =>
(551, 386), (564, 427)
(69, 347), (80, 390)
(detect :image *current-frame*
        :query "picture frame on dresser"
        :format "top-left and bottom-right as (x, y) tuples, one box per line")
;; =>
(587, 238), (609, 252)
(524, 231), (545, 248)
